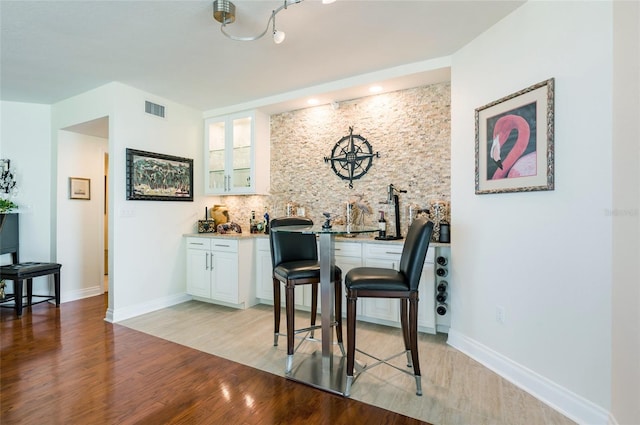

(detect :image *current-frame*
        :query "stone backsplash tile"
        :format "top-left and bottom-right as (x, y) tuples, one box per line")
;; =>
(207, 82), (451, 237)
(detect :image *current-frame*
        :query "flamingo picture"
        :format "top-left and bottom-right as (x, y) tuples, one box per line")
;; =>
(489, 113), (537, 179)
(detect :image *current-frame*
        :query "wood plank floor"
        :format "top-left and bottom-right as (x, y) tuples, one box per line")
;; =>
(0, 296), (428, 425)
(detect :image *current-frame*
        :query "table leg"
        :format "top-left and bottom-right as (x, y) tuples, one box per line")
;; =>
(318, 232), (335, 365)
(285, 232), (346, 394)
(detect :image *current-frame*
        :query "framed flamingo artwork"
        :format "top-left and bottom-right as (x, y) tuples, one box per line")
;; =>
(475, 78), (555, 194)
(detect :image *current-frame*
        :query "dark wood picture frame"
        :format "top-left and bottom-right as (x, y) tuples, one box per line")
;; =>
(126, 148), (193, 201)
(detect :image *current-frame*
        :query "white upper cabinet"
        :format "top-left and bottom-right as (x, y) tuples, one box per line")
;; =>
(204, 110), (270, 195)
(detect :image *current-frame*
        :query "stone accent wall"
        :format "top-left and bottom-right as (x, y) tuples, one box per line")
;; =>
(213, 82), (451, 237)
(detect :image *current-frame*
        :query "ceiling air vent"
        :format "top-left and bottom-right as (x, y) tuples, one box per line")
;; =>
(145, 101), (165, 118)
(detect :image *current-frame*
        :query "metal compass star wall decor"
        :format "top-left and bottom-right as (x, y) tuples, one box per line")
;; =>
(324, 127), (379, 188)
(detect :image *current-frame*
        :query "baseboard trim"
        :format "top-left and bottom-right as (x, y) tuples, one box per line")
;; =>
(447, 329), (611, 425)
(109, 293), (193, 323)
(60, 286), (103, 303)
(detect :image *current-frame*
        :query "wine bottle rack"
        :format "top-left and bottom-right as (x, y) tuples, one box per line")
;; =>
(435, 246), (451, 332)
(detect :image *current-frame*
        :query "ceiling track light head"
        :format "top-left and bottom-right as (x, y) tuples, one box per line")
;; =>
(212, 0), (330, 44)
(272, 11), (286, 44)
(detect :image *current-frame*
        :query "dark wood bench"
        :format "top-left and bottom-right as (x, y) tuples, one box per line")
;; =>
(0, 262), (61, 317)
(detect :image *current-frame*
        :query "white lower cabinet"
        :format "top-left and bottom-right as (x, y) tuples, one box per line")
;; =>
(187, 235), (442, 332)
(334, 241), (363, 317)
(255, 238), (273, 301)
(361, 243), (403, 323)
(186, 237), (256, 308)
(418, 250), (436, 333)
(255, 236), (305, 307)
(186, 243), (212, 298)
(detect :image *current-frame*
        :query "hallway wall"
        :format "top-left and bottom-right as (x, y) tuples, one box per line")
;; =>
(56, 130), (107, 301)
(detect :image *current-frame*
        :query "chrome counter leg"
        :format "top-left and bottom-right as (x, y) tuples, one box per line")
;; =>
(285, 354), (294, 374)
(344, 375), (354, 397)
(415, 375), (423, 396)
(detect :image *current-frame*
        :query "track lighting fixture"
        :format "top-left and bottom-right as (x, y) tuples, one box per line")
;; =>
(212, 0), (333, 44)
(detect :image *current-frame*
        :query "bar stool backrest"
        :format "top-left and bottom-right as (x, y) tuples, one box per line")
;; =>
(269, 217), (317, 268)
(399, 218), (434, 291)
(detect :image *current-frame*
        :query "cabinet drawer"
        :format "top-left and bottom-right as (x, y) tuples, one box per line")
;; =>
(186, 237), (212, 250)
(364, 244), (435, 262)
(211, 239), (238, 252)
(364, 243), (403, 258)
(334, 242), (361, 258)
(186, 237), (239, 252)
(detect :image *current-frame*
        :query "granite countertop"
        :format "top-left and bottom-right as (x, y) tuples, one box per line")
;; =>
(184, 232), (450, 246)
(184, 232), (268, 240)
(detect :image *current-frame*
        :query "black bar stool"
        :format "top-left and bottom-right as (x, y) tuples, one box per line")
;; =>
(344, 218), (433, 396)
(270, 217), (343, 373)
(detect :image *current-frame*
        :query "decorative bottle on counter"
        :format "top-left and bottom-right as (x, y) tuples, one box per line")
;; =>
(263, 207), (270, 234)
(377, 210), (386, 238)
(439, 221), (450, 243)
(250, 210), (257, 234)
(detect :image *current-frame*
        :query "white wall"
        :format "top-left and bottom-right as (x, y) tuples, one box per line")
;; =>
(449, 2), (613, 424)
(51, 83), (203, 321)
(106, 84), (203, 321)
(56, 131), (107, 301)
(0, 101), (53, 293)
(611, 2), (640, 424)
(3, 84), (206, 321)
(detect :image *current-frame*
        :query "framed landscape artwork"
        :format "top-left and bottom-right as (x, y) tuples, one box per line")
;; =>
(126, 148), (193, 201)
(475, 78), (555, 194)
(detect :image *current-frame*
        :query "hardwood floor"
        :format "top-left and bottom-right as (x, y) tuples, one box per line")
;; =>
(0, 296), (427, 425)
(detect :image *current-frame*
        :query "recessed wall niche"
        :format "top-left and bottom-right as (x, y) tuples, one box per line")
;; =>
(211, 82), (451, 236)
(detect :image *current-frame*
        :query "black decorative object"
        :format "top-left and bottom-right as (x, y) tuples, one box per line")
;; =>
(322, 212), (332, 229)
(324, 127), (379, 188)
(1, 159), (17, 198)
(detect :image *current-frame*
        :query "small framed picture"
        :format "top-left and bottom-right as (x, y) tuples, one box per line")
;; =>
(69, 177), (91, 200)
(475, 78), (555, 194)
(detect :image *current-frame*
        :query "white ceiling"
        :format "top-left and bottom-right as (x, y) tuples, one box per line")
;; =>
(0, 0), (524, 116)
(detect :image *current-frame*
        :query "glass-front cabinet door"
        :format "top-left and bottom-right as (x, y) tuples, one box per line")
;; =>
(204, 110), (270, 195)
(231, 116), (252, 191)
(207, 120), (226, 191)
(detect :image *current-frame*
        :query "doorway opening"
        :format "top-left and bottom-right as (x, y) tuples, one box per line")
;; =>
(58, 116), (111, 313)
